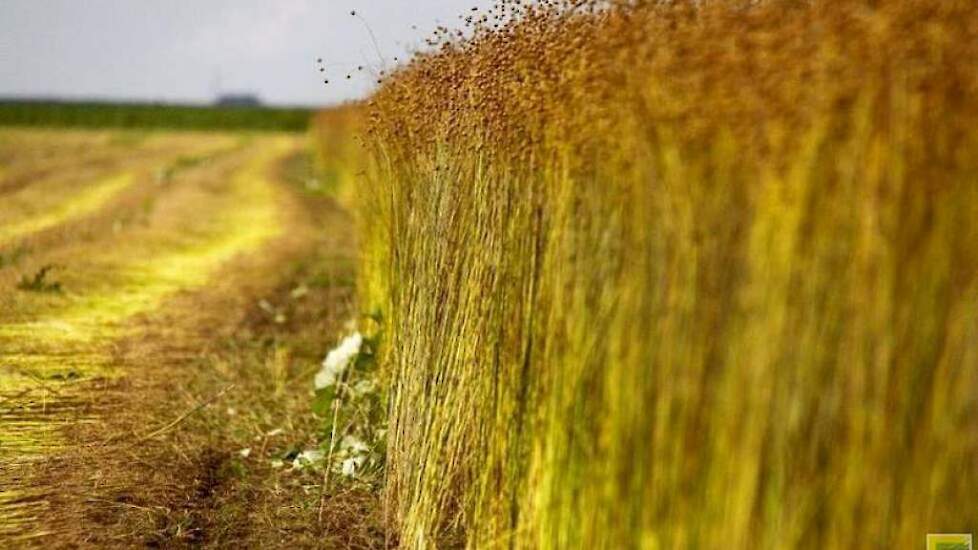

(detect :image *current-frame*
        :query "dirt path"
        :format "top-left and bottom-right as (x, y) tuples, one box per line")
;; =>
(0, 130), (365, 547)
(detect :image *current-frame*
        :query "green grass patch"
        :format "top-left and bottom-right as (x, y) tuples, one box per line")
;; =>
(0, 101), (311, 132)
(16, 264), (63, 293)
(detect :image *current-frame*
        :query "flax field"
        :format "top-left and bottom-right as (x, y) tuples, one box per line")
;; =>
(318, 0), (978, 547)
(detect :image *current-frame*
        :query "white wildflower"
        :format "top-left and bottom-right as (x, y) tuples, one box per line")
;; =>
(334, 435), (370, 478)
(341, 434), (369, 454)
(239, 448), (251, 458)
(340, 455), (367, 477)
(290, 285), (309, 299)
(293, 449), (324, 470)
(314, 332), (363, 390)
(341, 457), (357, 477)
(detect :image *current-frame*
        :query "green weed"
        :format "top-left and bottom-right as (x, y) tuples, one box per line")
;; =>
(16, 264), (63, 293)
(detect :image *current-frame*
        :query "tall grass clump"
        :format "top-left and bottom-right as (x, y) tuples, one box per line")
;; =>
(352, 0), (978, 547)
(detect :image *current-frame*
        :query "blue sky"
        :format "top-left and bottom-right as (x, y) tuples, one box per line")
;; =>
(0, 1), (494, 106)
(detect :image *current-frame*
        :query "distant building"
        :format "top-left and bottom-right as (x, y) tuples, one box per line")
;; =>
(215, 94), (262, 107)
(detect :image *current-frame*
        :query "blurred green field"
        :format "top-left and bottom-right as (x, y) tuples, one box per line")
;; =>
(0, 100), (310, 132)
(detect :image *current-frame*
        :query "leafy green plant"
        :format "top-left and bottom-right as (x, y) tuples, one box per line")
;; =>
(307, 327), (386, 483)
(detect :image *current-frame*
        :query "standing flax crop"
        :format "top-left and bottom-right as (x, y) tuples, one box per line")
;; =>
(343, 0), (978, 547)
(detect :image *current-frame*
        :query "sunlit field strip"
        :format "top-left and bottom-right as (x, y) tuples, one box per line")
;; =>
(0, 129), (241, 201)
(0, 136), (293, 541)
(0, 138), (290, 452)
(0, 172), (134, 246)
(0, 131), (247, 252)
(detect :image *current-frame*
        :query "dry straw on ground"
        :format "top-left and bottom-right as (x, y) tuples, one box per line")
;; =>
(342, 0), (978, 547)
